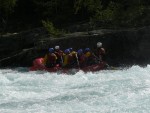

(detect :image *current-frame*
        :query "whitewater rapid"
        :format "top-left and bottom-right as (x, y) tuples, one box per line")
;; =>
(0, 65), (150, 113)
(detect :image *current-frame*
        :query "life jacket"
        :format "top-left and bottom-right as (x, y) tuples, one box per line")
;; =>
(69, 51), (77, 64)
(96, 47), (106, 61)
(55, 50), (63, 58)
(63, 53), (72, 67)
(85, 51), (92, 58)
(78, 54), (86, 66)
(48, 53), (57, 63)
(84, 51), (96, 65)
(70, 51), (77, 57)
(55, 50), (64, 65)
(44, 53), (57, 65)
(97, 48), (105, 56)
(70, 51), (79, 67)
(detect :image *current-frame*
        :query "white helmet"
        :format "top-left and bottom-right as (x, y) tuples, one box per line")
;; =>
(55, 45), (60, 50)
(97, 42), (102, 48)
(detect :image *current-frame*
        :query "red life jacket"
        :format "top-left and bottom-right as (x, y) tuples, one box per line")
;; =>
(78, 54), (85, 63)
(55, 50), (63, 58)
(97, 48), (105, 56)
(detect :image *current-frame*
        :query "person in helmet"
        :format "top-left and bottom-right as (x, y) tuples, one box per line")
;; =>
(77, 49), (86, 68)
(95, 42), (106, 62)
(54, 45), (64, 66)
(43, 48), (57, 68)
(84, 48), (91, 57)
(68, 48), (78, 67)
(62, 49), (72, 68)
(84, 48), (97, 66)
(69, 48), (73, 52)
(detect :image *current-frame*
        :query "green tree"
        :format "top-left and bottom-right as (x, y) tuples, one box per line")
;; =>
(0, 0), (17, 32)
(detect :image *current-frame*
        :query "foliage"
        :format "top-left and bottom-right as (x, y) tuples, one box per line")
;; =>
(74, 0), (102, 14)
(0, 0), (17, 15)
(0, 0), (150, 33)
(42, 20), (65, 37)
(90, 0), (150, 27)
(0, 0), (17, 33)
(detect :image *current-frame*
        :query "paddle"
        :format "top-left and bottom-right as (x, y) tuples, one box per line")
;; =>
(75, 54), (80, 69)
(92, 53), (101, 63)
(60, 55), (64, 66)
(92, 53), (115, 69)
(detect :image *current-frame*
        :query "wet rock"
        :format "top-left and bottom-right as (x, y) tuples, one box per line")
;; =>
(0, 26), (150, 67)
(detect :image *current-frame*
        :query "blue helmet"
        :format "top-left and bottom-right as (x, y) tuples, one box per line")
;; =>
(77, 49), (83, 55)
(49, 48), (54, 53)
(64, 49), (70, 54)
(85, 48), (90, 52)
(69, 48), (73, 51)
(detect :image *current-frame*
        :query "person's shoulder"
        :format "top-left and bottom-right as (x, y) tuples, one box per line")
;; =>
(85, 51), (89, 54)
(101, 47), (105, 50)
(54, 51), (58, 54)
(59, 50), (63, 53)
(52, 53), (57, 56)
(71, 51), (77, 55)
(100, 48), (105, 54)
(68, 53), (72, 56)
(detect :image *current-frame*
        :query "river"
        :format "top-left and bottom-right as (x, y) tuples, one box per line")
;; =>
(0, 65), (150, 113)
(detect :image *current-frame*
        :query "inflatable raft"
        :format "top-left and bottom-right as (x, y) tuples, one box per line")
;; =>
(30, 58), (107, 74)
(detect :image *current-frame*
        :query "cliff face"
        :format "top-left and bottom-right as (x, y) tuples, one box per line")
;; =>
(104, 27), (150, 66)
(0, 26), (150, 67)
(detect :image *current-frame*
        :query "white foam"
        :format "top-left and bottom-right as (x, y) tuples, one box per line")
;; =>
(0, 65), (150, 113)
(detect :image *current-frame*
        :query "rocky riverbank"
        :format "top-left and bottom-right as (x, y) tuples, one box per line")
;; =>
(0, 26), (150, 67)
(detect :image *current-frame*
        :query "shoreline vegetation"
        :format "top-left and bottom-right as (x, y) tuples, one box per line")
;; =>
(0, 0), (150, 34)
(0, 0), (150, 67)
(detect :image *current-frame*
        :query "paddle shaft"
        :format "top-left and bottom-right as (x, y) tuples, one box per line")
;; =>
(75, 54), (80, 68)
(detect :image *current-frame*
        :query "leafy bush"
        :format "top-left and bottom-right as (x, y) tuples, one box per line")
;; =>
(1, 0), (150, 33)
(42, 20), (65, 37)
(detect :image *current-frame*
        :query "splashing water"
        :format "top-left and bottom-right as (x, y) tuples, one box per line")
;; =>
(0, 65), (150, 113)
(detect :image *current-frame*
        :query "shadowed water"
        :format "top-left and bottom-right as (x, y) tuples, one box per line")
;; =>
(0, 65), (150, 113)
